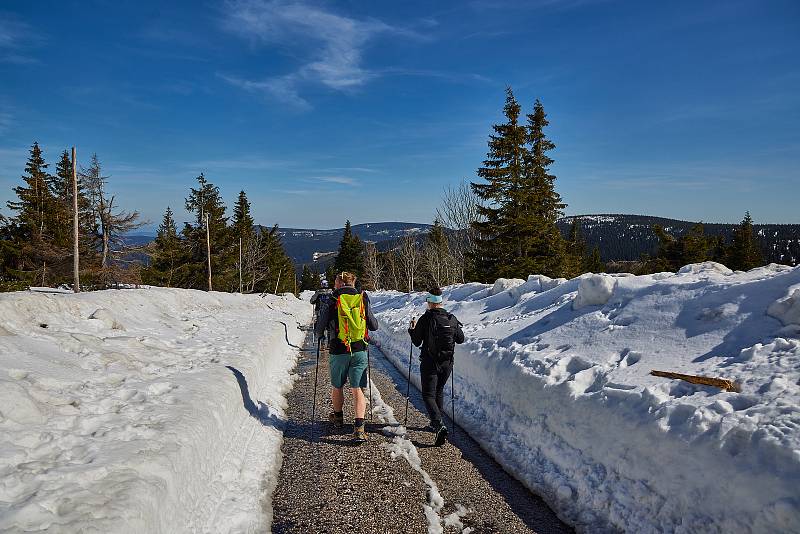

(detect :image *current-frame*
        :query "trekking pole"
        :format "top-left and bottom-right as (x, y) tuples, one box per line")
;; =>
(309, 340), (321, 441)
(404, 342), (413, 427)
(367, 345), (374, 424)
(451, 362), (456, 440)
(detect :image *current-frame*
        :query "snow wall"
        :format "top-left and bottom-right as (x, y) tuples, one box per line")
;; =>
(370, 263), (800, 534)
(0, 288), (310, 533)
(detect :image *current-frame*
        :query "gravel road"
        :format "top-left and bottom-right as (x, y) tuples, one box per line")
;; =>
(270, 328), (572, 533)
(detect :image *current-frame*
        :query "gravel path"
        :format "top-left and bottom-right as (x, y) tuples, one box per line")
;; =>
(271, 328), (572, 533)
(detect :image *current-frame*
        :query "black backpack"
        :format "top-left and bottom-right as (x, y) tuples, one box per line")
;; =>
(316, 292), (333, 310)
(428, 312), (458, 364)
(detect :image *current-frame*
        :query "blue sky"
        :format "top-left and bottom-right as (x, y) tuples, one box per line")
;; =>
(1, 0), (798, 231)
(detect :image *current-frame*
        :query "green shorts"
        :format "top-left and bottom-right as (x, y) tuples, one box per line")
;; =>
(329, 350), (368, 389)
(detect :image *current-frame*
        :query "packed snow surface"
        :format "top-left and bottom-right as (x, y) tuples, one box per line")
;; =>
(0, 288), (310, 533)
(370, 263), (800, 534)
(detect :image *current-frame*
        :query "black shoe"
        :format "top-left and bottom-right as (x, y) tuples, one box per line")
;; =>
(353, 424), (368, 443)
(328, 412), (344, 428)
(434, 425), (448, 447)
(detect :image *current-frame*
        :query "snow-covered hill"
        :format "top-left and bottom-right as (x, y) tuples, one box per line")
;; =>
(0, 288), (310, 533)
(370, 263), (800, 533)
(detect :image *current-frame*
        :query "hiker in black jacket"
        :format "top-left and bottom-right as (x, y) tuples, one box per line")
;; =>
(309, 280), (333, 338)
(408, 287), (465, 444)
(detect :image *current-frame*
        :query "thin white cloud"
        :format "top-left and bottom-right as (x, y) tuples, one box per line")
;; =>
(221, 0), (423, 107)
(327, 166), (379, 174)
(470, 0), (608, 10)
(379, 67), (493, 84)
(182, 156), (295, 171)
(279, 189), (316, 195)
(0, 15), (42, 63)
(0, 110), (12, 134)
(313, 176), (358, 186)
(219, 73), (312, 110)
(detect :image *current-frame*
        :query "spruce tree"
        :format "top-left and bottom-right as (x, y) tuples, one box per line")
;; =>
(649, 225), (681, 272)
(563, 219), (586, 278)
(254, 226), (296, 294)
(52, 151), (77, 249)
(471, 89), (567, 281)
(299, 264), (318, 290)
(334, 220), (364, 276)
(231, 190), (255, 242)
(180, 173), (231, 290)
(681, 223), (712, 265)
(727, 211), (763, 270)
(711, 235), (728, 264)
(143, 206), (184, 287)
(7, 142), (53, 242)
(325, 264), (337, 287)
(585, 246), (605, 273)
(516, 98), (566, 278)
(230, 190), (255, 290)
(5, 142), (63, 284)
(471, 88), (528, 281)
(649, 223), (711, 272)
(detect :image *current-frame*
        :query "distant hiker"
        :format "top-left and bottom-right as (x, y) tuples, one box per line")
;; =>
(408, 287), (465, 446)
(310, 280), (333, 337)
(315, 271), (379, 442)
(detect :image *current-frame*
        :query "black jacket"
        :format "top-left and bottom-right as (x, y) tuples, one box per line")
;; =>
(408, 308), (465, 363)
(310, 288), (332, 312)
(315, 286), (379, 355)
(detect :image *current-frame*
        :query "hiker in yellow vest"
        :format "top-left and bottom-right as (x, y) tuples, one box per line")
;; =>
(314, 271), (379, 442)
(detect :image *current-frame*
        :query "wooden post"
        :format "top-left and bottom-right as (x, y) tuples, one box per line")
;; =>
(71, 147), (80, 293)
(239, 237), (243, 294)
(274, 267), (283, 294)
(650, 370), (741, 392)
(206, 213), (212, 291)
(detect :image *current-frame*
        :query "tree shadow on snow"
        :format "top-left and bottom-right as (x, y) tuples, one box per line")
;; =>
(501, 301), (597, 347)
(673, 269), (800, 363)
(279, 321), (302, 349)
(225, 365), (285, 429)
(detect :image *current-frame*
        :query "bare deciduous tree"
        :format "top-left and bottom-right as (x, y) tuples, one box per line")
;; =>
(398, 234), (421, 293)
(362, 242), (382, 290)
(81, 154), (144, 269)
(436, 179), (483, 283)
(241, 226), (277, 293)
(422, 222), (452, 287)
(380, 251), (399, 291)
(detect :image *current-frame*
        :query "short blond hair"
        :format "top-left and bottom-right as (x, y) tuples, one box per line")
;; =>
(337, 271), (356, 286)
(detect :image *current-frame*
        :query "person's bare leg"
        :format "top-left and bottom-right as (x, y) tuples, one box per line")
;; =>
(331, 387), (344, 412)
(351, 387), (366, 419)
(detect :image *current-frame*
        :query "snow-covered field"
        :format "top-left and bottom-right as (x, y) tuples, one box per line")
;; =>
(370, 263), (800, 534)
(0, 288), (310, 533)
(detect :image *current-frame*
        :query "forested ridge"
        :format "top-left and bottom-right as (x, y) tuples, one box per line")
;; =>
(557, 214), (800, 266)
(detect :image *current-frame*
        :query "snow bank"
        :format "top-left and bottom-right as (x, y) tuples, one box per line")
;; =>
(370, 264), (800, 534)
(0, 288), (310, 533)
(573, 274), (616, 310)
(768, 287), (800, 326)
(490, 278), (525, 296)
(677, 261), (733, 276)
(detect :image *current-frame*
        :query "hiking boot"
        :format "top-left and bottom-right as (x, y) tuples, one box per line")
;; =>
(434, 425), (448, 447)
(329, 412), (344, 428)
(353, 424), (368, 443)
